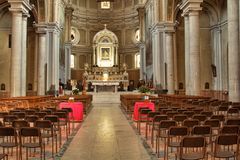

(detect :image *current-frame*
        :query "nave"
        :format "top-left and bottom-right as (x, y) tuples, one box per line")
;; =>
(62, 102), (153, 160)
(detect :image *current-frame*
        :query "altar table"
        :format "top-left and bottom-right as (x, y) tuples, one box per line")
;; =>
(133, 102), (155, 121)
(59, 102), (83, 121)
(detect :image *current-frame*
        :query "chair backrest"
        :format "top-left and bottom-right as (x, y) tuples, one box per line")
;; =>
(192, 114), (207, 122)
(220, 125), (239, 134)
(166, 111), (178, 119)
(3, 115), (18, 123)
(183, 119), (199, 128)
(25, 109), (36, 115)
(159, 120), (176, 129)
(192, 125), (211, 135)
(54, 112), (68, 119)
(218, 106), (229, 111)
(0, 112), (8, 118)
(169, 126), (188, 136)
(42, 109), (52, 115)
(35, 112), (47, 118)
(0, 126), (16, 136)
(61, 107), (73, 113)
(12, 120), (30, 129)
(226, 118), (240, 125)
(173, 114), (188, 122)
(193, 109), (203, 114)
(181, 136), (206, 148)
(140, 109), (152, 115)
(153, 115), (168, 123)
(204, 119), (220, 128)
(35, 120), (52, 129)
(200, 111), (213, 117)
(211, 115), (225, 122)
(216, 134), (238, 146)
(20, 127), (41, 137)
(25, 115), (39, 122)
(183, 111), (195, 118)
(177, 109), (187, 114)
(180, 135), (206, 160)
(13, 112), (26, 119)
(44, 115), (59, 123)
(227, 108), (239, 114)
(147, 111), (160, 119)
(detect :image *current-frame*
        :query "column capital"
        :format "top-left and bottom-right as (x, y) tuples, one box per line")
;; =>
(65, 5), (74, 16)
(164, 23), (175, 33)
(136, 6), (145, 16)
(47, 22), (62, 33)
(151, 22), (165, 33)
(34, 23), (47, 34)
(180, 0), (203, 16)
(8, 0), (32, 14)
(136, 4), (145, 13)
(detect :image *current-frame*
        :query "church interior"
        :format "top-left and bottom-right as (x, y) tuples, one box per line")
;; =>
(0, 0), (240, 159)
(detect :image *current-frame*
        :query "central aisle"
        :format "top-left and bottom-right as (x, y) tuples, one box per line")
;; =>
(61, 96), (152, 160)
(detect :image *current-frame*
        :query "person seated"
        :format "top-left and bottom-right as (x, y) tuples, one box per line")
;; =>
(59, 79), (65, 89)
(66, 79), (72, 90)
(76, 80), (83, 91)
(87, 82), (94, 92)
(128, 80), (135, 91)
(118, 82), (124, 91)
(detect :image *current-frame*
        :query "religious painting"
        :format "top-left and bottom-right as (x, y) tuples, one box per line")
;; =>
(101, 47), (110, 60)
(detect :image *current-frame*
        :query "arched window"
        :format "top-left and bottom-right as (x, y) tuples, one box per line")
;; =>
(135, 53), (140, 68)
(135, 29), (140, 42)
(71, 55), (75, 68)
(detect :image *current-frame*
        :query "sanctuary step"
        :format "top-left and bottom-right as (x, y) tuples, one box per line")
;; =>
(91, 92), (121, 104)
(90, 91), (136, 104)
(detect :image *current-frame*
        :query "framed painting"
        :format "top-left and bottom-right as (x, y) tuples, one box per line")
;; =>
(101, 47), (110, 60)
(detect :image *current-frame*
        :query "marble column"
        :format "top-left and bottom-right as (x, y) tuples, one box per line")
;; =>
(228, 0), (240, 102)
(93, 46), (96, 65)
(139, 43), (146, 80)
(152, 27), (162, 86)
(8, 0), (31, 97)
(35, 25), (47, 95)
(165, 25), (175, 94)
(64, 5), (73, 83)
(52, 31), (60, 91)
(189, 11), (201, 95)
(21, 14), (28, 96)
(184, 15), (191, 95)
(116, 46), (119, 65)
(137, 6), (146, 80)
(180, 0), (203, 96)
(65, 43), (71, 82)
(33, 34), (38, 92)
(10, 11), (22, 97)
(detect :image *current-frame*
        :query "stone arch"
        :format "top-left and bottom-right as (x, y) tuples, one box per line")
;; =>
(36, 0), (46, 22)
(93, 26), (118, 44)
(92, 26), (119, 67)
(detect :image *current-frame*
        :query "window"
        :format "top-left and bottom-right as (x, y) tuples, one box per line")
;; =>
(101, 1), (110, 9)
(135, 29), (140, 42)
(135, 53), (140, 68)
(71, 55), (75, 68)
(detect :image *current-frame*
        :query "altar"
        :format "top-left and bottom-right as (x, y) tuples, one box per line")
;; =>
(82, 25), (129, 93)
(88, 80), (129, 92)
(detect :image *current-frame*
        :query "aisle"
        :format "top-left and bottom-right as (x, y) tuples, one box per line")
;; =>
(61, 102), (152, 160)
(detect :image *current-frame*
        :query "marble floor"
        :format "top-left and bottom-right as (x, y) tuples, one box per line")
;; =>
(61, 99), (152, 160)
